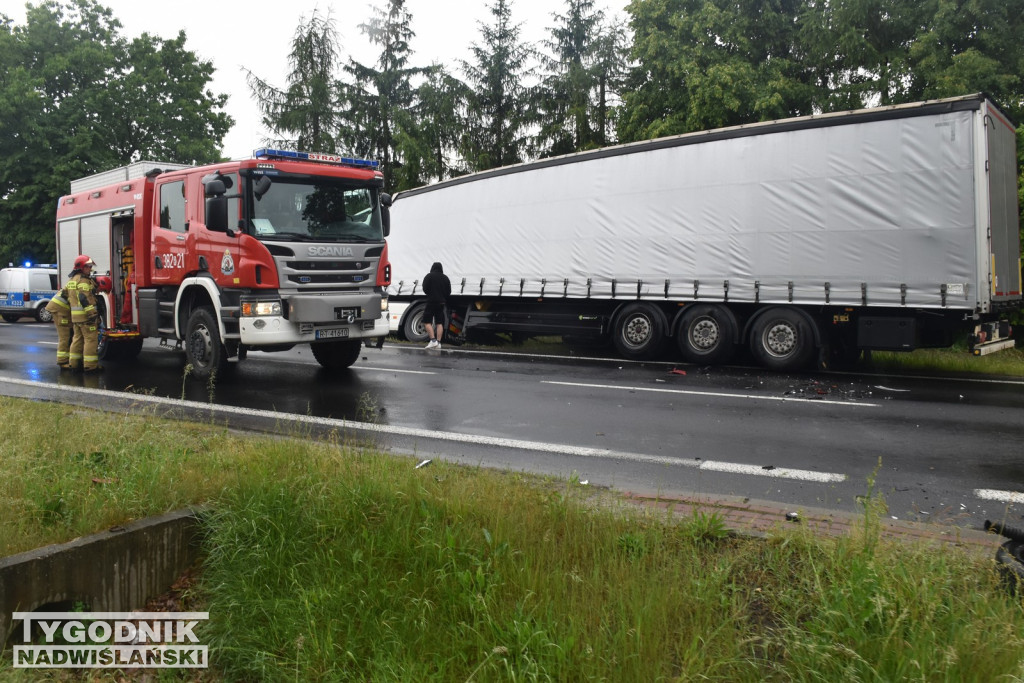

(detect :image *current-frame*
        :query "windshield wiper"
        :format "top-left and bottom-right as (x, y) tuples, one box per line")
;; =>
(260, 232), (315, 241)
(323, 234), (378, 242)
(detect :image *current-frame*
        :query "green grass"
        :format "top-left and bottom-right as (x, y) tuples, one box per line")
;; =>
(3, 397), (1024, 681)
(863, 345), (1024, 376)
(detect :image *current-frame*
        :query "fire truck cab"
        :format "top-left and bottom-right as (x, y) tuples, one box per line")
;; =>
(55, 150), (392, 378)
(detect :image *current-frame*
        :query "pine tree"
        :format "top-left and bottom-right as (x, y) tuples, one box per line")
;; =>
(245, 9), (342, 152)
(341, 0), (423, 193)
(460, 0), (536, 172)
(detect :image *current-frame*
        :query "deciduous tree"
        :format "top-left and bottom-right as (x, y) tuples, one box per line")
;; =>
(0, 0), (231, 266)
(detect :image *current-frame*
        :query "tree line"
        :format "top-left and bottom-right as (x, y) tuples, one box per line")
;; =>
(1, 0), (1022, 265)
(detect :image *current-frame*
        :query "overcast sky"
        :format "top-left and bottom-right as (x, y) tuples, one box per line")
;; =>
(5, 0), (629, 159)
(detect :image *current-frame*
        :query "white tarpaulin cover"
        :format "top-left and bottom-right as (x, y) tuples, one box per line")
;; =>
(390, 101), (1004, 310)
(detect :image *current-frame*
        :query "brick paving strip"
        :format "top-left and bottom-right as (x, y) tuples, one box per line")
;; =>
(623, 492), (1004, 557)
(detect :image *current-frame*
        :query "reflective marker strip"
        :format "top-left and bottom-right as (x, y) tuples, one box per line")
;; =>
(542, 381), (881, 408)
(975, 489), (1024, 505)
(1, 378), (845, 484)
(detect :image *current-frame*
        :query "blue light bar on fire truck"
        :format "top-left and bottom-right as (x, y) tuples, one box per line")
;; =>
(253, 148), (380, 169)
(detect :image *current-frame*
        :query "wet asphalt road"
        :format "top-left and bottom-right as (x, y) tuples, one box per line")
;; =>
(3, 317), (1024, 531)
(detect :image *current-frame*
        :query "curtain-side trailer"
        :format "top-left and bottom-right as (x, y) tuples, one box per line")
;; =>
(387, 94), (1021, 372)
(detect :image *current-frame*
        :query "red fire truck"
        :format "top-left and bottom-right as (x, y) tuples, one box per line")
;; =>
(55, 150), (393, 378)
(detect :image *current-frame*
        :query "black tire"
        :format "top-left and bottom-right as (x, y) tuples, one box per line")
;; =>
(995, 540), (1024, 593)
(36, 306), (53, 323)
(402, 303), (429, 343)
(676, 304), (737, 365)
(612, 303), (667, 360)
(1, 314), (20, 323)
(311, 339), (362, 370)
(750, 308), (817, 371)
(184, 306), (228, 379)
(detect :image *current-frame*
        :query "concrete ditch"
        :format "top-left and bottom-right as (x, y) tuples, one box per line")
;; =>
(0, 508), (202, 647)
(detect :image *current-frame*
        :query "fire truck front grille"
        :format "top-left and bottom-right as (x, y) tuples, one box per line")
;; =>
(286, 260), (369, 271)
(286, 273), (371, 285)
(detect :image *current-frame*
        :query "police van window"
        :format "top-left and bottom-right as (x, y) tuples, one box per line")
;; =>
(159, 181), (186, 232)
(30, 272), (52, 291)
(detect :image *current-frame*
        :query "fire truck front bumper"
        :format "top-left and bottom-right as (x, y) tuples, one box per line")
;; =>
(238, 313), (389, 345)
(238, 292), (389, 345)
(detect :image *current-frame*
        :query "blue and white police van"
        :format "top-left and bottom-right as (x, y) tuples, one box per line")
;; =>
(0, 263), (59, 323)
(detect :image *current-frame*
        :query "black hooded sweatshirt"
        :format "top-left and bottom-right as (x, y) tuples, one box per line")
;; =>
(422, 262), (451, 305)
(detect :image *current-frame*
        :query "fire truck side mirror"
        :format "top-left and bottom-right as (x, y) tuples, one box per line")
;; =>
(254, 176), (272, 200)
(203, 177), (229, 232)
(205, 195), (228, 232)
(380, 193), (392, 237)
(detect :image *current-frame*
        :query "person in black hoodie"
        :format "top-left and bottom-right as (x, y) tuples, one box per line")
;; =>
(421, 262), (451, 349)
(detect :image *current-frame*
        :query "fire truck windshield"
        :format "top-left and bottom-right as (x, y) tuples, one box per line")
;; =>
(249, 177), (384, 243)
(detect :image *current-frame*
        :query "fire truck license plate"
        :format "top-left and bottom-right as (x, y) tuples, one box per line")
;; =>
(315, 328), (350, 340)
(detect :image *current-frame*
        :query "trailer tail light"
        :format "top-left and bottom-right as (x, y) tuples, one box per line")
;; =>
(376, 243), (391, 286)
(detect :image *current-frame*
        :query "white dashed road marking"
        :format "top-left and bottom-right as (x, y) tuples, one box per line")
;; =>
(542, 380), (881, 407)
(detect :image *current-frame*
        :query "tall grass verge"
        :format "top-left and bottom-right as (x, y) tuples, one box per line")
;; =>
(200, 456), (1024, 681)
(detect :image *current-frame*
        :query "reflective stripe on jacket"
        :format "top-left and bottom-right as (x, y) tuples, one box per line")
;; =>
(45, 289), (71, 313)
(68, 275), (97, 323)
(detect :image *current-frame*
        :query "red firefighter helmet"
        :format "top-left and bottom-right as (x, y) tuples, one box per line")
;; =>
(73, 255), (96, 269)
(94, 275), (112, 293)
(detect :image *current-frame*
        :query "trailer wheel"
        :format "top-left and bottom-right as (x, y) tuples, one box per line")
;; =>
(402, 303), (429, 343)
(676, 304), (736, 364)
(311, 339), (362, 370)
(612, 303), (666, 360)
(185, 306), (228, 379)
(36, 305), (53, 323)
(750, 308), (816, 371)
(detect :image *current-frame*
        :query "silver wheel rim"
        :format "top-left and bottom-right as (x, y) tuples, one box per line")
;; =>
(763, 322), (797, 358)
(189, 324), (214, 366)
(690, 317), (720, 351)
(623, 314), (652, 347)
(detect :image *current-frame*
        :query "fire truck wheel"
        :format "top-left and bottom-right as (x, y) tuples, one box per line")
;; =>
(311, 339), (362, 370)
(185, 306), (228, 379)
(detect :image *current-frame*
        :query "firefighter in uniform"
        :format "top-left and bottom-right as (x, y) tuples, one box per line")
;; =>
(67, 255), (102, 372)
(44, 283), (73, 369)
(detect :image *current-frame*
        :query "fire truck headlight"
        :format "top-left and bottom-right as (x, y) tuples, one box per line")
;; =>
(241, 301), (282, 316)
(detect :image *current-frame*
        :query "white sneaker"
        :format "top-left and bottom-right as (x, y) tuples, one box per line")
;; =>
(425, 340), (435, 348)
(435, 342), (442, 349)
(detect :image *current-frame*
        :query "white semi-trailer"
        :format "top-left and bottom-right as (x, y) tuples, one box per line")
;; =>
(388, 94), (1021, 371)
